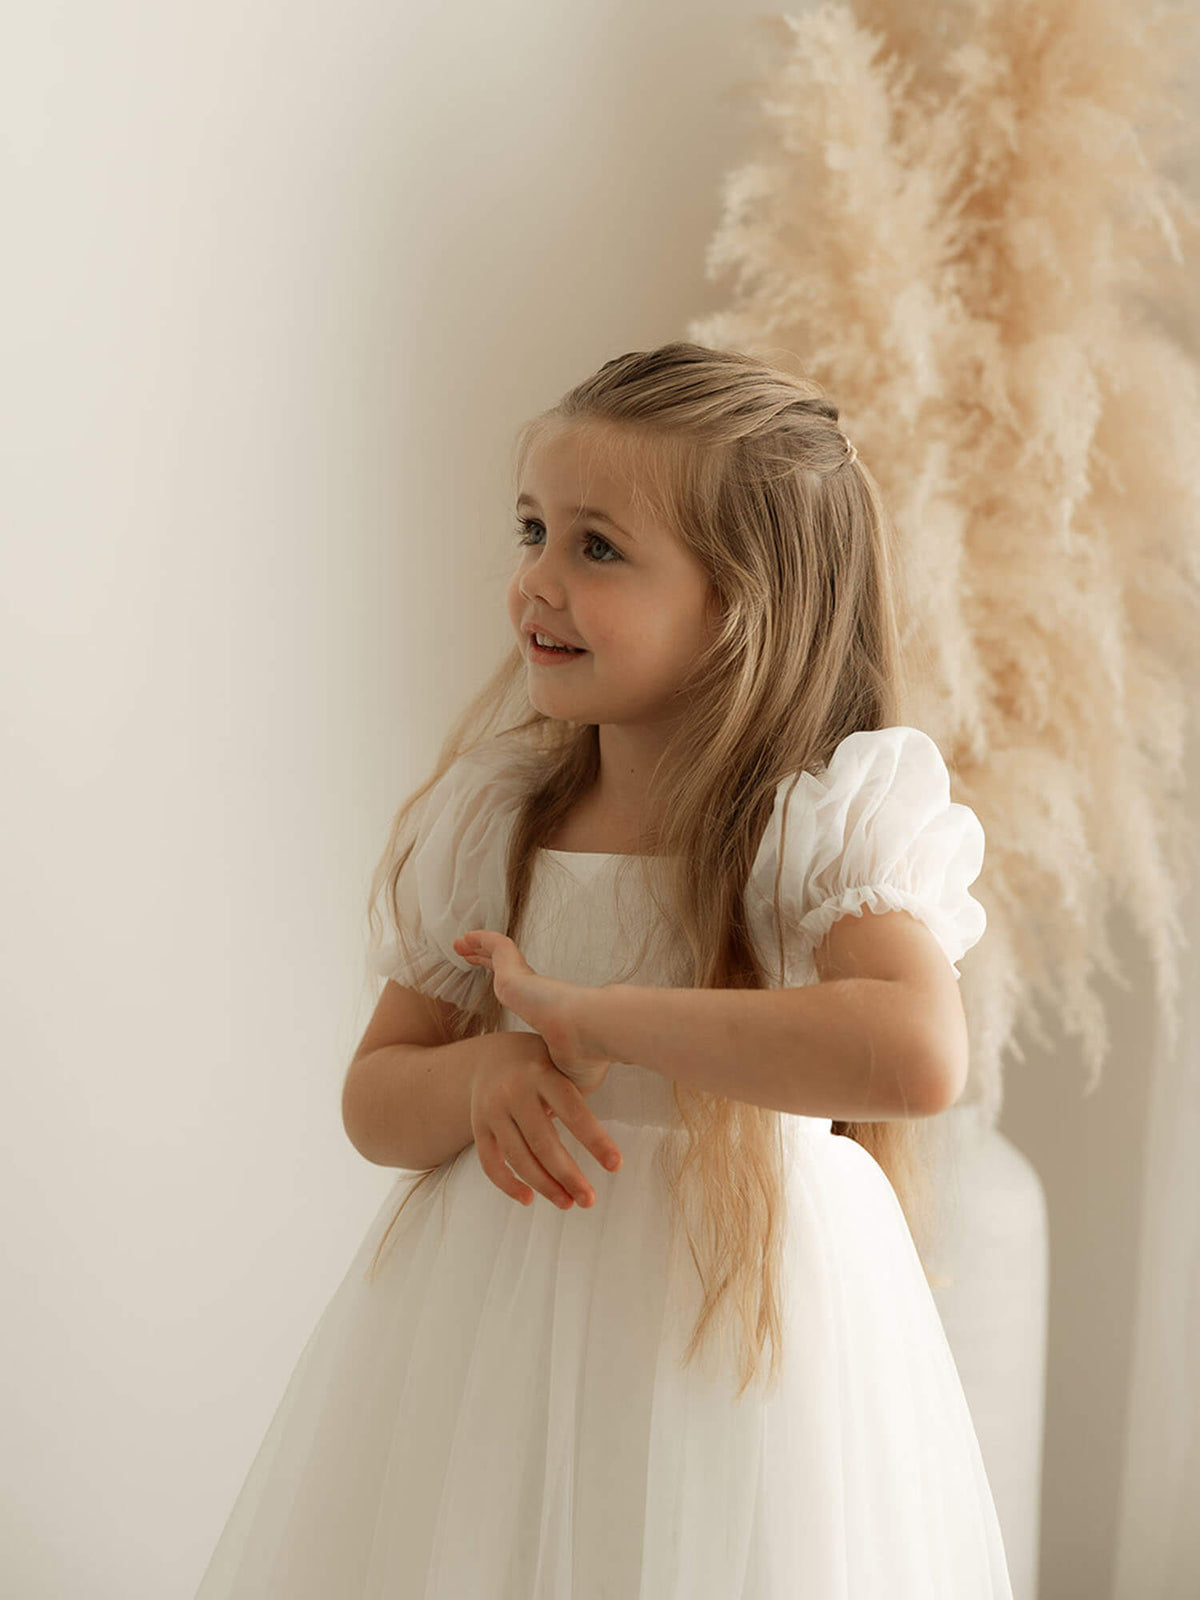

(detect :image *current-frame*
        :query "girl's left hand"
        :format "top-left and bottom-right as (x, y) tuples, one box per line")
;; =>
(452, 929), (613, 1097)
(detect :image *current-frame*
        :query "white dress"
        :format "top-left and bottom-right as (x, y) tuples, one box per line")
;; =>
(194, 725), (1014, 1599)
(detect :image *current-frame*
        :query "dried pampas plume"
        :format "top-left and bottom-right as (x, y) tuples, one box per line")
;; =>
(688, 0), (1200, 1118)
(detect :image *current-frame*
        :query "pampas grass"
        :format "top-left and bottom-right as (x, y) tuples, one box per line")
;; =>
(688, 0), (1200, 1120)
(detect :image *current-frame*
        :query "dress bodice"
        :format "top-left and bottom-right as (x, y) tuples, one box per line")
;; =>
(499, 851), (693, 1130)
(368, 725), (988, 1138)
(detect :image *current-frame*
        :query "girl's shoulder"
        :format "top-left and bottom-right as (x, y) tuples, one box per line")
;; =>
(368, 729), (541, 1011)
(745, 725), (987, 984)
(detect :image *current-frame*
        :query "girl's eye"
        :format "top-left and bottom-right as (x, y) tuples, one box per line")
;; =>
(513, 517), (621, 564)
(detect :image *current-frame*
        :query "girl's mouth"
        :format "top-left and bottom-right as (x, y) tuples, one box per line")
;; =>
(529, 637), (588, 664)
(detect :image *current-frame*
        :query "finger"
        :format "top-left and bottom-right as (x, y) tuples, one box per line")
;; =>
(493, 1114), (579, 1211)
(518, 1100), (598, 1209)
(473, 1124), (537, 1207)
(541, 1080), (623, 1176)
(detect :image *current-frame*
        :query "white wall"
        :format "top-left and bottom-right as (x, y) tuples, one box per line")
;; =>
(1, 3), (758, 1595)
(2, 3), (1187, 1598)
(998, 694), (1200, 1600)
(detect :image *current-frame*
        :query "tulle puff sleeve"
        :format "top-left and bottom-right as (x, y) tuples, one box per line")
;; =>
(367, 736), (532, 1017)
(746, 725), (987, 986)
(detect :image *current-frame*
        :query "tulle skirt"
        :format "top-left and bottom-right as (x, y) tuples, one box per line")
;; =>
(194, 1116), (1013, 1599)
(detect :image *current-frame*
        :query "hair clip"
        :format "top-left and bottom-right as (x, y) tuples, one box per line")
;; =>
(842, 435), (858, 465)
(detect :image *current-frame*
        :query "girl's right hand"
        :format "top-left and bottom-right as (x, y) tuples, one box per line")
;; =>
(469, 1030), (623, 1211)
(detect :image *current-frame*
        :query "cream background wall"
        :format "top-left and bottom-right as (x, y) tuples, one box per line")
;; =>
(2, 3), (1192, 1597)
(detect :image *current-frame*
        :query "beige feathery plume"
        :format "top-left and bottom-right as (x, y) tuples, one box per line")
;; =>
(688, 0), (1200, 1120)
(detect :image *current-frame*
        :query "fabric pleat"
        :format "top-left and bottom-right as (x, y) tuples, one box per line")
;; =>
(195, 1115), (1011, 1597)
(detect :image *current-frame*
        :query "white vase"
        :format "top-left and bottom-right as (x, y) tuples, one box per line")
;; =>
(923, 1100), (1048, 1600)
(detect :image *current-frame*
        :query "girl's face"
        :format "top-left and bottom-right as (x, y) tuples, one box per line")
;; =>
(506, 425), (719, 731)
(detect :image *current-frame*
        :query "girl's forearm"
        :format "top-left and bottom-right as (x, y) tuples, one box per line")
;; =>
(574, 979), (952, 1121)
(342, 1034), (491, 1170)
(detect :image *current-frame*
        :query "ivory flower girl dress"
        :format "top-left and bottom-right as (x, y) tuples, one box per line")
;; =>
(194, 723), (1014, 1599)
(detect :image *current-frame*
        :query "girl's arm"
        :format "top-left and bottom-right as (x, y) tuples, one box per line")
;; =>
(343, 1035), (488, 1169)
(571, 909), (969, 1122)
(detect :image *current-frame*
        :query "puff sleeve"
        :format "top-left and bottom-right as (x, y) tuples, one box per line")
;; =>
(746, 725), (987, 985)
(367, 737), (530, 1017)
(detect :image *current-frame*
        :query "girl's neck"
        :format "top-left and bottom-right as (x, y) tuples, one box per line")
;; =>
(543, 787), (652, 855)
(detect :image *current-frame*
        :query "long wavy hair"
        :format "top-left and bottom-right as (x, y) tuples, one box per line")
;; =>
(363, 341), (944, 1398)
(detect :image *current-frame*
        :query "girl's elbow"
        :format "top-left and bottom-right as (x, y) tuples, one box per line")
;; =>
(916, 1048), (969, 1115)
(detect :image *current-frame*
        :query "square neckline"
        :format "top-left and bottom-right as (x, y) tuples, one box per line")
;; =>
(540, 847), (627, 857)
(537, 847), (681, 862)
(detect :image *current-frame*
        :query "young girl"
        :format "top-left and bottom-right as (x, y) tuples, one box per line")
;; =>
(194, 342), (1014, 1598)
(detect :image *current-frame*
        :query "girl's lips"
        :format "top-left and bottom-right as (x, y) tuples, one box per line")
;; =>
(528, 636), (588, 664)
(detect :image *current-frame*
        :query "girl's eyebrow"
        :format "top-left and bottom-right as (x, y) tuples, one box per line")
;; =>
(516, 493), (636, 541)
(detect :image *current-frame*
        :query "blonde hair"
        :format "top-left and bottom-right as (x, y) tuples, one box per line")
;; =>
(364, 341), (942, 1399)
